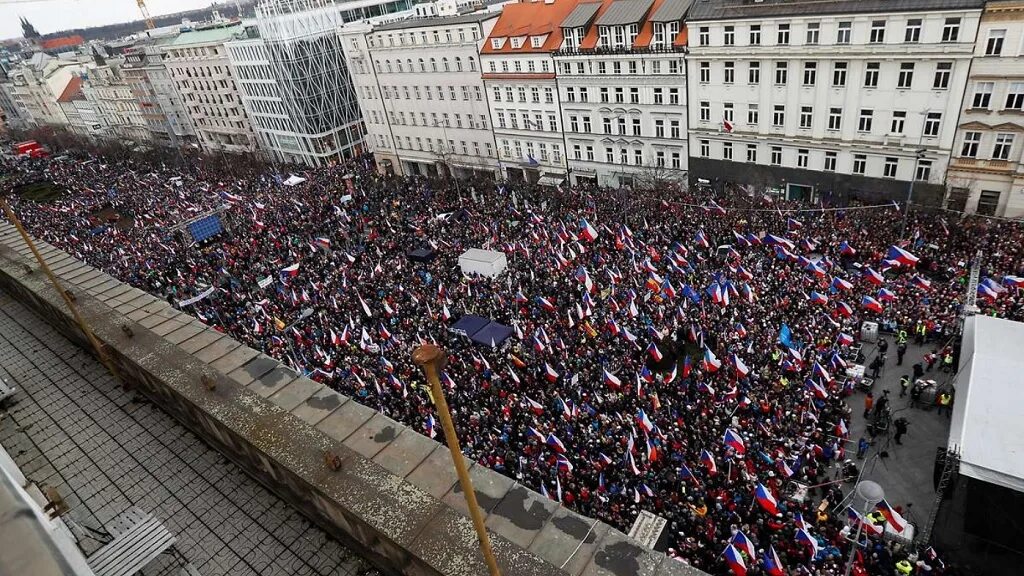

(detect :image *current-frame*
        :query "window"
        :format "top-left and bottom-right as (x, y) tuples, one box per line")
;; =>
(699, 62), (710, 83)
(993, 133), (1014, 160)
(771, 146), (782, 165)
(518, 87), (526, 102)
(934, 62), (952, 89)
(618, 117), (627, 135)
(672, 152), (681, 169)
(655, 119), (665, 138)
(1007, 83), (1024, 109)
(837, 22), (851, 44)
(797, 149), (808, 168)
(654, 88), (664, 104)
(747, 103), (759, 124)
(834, 62), (849, 87)
(699, 26), (710, 45)
(747, 144), (758, 162)
(943, 18), (961, 42)
(905, 19), (921, 43)
(531, 87), (540, 103)
(961, 131), (981, 157)
(806, 22), (820, 45)
(670, 120), (680, 138)
(891, 110), (906, 134)
(700, 101), (710, 121)
(897, 63), (914, 89)
(859, 109), (873, 132)
(828, 108), (842, 130)
(723, 142), (733, 160)
(606, 147), (614, 163)
(824, 151), (837, 171)
(986, 29), (1006, 55)
(669, 88), (680, 105)
(775, 62), (788, 85)
(773, 105), (785, 127)
(700, 139), (710, 157)
(870, 21), (886, 43)
(551, 115), (559, 131)
(634, 149), (643, 165)
(978, 190), (1001, 215)
(569, 115), (578, 132)
(803, 62), (816, 86)
(724, 102), (734, 123)
(884, 157), (898, 178)
(724, 61), (735, 83)
(603, 118), (612, 134)
(630, 87), (639, 104)
(778, 24), (790, 45)
(864, 62), (880, 87)
(545, 87), (554, 103)
(600, 87), (610, 103)
(724, 25), (735, 45)
(750, 25), (761, 45)
(915, 159), (932, 181)
(799, 106), (813, 129)
(586, 146), (594, 161)
(853, 154), (866, 174)
(748, 62), (760, 84)
(583, 117), (591, 132)
(973, 82), (994, 108)
(924, 112), (941, 137)
(656, 150), (665, 167)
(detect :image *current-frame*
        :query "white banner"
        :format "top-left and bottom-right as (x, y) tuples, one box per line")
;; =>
(177, 285), (215, 307)
(257, 275), (274, 289)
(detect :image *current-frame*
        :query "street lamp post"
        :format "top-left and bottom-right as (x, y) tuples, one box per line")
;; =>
(844, 481), (885, 576)
(433, 119), (462, 198)
(900, 147), (927, 239)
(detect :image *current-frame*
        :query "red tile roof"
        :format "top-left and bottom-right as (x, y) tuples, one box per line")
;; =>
(481, 0), (582, 54)
(40, 35), (84, 51)
(56, 76), (83, 103)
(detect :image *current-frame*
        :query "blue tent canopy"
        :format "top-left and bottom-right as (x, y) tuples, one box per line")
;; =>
(451, 315), (489, 336)
(451, 315), (513, 347)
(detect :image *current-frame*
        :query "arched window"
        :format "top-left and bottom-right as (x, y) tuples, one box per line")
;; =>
(468, 57), (476, 71)
(430, 58), (437, 71)
(385, 60), (392, 72)
(396, 60), (403, 72)
(455, 57), (462, 71)
(442, 57), (450, 72)
(407, 59), (413, 71)
(418, 58), (425, 72)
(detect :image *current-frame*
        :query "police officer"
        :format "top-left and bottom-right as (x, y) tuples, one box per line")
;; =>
(899, 374), (911, 397)
(896, 558), (914, 575)
(897, 340), (907, 365)
(937, 390), (953, 417)
(894, 417), (909, 445)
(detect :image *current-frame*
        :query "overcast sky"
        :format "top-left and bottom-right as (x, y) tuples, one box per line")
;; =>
(1, 0), (222, 40)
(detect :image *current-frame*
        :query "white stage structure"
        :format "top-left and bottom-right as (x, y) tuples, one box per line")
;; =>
(458, 249), (507, 278)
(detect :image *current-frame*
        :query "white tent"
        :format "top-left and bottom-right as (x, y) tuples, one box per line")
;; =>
(458, 249), (507, 278)
(282, 175), (307, 187)
(948, 315), (1024, 493)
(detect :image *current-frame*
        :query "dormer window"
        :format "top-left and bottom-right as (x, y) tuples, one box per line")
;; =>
(491, 37), (506, 49)
(563, 27), (584, 49)
(510, 36), (526, 49)
(531, 35), (546, 48)
(653, 21), (679, 48)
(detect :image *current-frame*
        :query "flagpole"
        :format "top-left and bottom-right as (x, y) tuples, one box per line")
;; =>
(413, 344), (502, 576)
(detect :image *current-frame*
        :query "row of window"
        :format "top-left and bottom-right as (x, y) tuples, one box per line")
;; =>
(569, 144), (684, 169)
(372, 109), (489, 131)
(562, 86), (683, 105)
(694, 17), (962, 48)
(969, 81), (1024, 111)
(497, 139), (562, 164)
(564, 115), (682, 139)
(494, 110), (558, 132)
(697, 102), (942, 137)
(960, 131), (1017, 161)
(167, 46), (224, 61)
(490, 85), (555, 104)
(373, 83), (484, 103)
(369, 26), (479, 49)
(484, 58), (552, 74)
(556, 58), (683, 76)
(696, 60), (953, 91)
(371, 55), (478, 74)
(375, 132), (494, 157)
(697, 140), (934, 181)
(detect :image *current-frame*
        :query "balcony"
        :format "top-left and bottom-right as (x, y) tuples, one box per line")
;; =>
(950, 157), (1016, 174)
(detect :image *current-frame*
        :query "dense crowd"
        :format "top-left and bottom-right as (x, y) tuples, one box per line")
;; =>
(4, 148), (1021, 576)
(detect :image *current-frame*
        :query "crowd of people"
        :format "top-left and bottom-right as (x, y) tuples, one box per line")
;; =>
(4, 147), (1019, 576)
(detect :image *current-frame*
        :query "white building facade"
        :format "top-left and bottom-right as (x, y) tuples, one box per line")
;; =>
(164, 25), (259, 154)
(686, 0), (984, 204)
(947, 0), (1024, 217)
(82, 60), (154, 144)
(341, 12), (501, 178)
(554, 0), (690, 188)
(481, 0), (578, 185)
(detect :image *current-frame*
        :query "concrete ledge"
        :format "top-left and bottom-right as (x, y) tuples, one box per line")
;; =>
(0, 222), (708, 576)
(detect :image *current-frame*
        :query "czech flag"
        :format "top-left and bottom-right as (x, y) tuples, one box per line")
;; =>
(734, 322), (748, 338)
(778, 460), (795, 478)
(732, 354), (750, 378)
(861, 295), (884, 313)
(887, 245), (919, 267)
(1004, 275), (1024, 289)
(647, 342), (663, 361)
(911, 275), (932, 290)
(839, 240), (856, 256)
(544, 363), (560, 382)
(524, 396), (545, 415)
(536, 296), (556, 312)
(765, 234), (795, 251)
(556, 455), (574, 473)
(280, 263), (300, 278)
(314, 237), (331, 249)
(978, 283), (999, 301)
(707, 200), (727, 216)
(724, 428), (746, 453)
(836, 301), (854, 317)
(732, 531), (756, 558)
(806, 261), (827, 278)
(724, 545), (747, 576)
(806, 378), (829, 399)
(847, 507), (884, 535)
(836, 419), (849, 437)
(604, 369), (622, 390)
(831, 277), (853, 292)
(546, 433), (567, 453)
(424, 415), (437, 439)
(574, 267), (595, 292)
(701, 449), (717, 473)
(682, 355), (693, 378)
(837, 332), (854, 346)
(695, 229), (710, 249)
(863, 267), (885, 285)
(703, 348), (722, 372)
(876, 499), (908, 533)
(813, 362), (832, 382)
(796, 529), (819, 557)
(636, 409), (655, 434)
(809, 291), (829, 306)
(579, 219), (599, 242)
(754, 483), (779, 514)
(878, 287), (896, 302)
(763, 546), (785, 576)
(787, 217), (803, 230)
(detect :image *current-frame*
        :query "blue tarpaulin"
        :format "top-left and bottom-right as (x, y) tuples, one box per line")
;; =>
(451, 315), (489, 336)
(451, 315), (513, 347)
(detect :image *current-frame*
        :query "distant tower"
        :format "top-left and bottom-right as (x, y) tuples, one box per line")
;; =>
(20, 17), (40, 40)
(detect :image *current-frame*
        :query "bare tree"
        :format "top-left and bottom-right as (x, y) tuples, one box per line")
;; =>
(632, 163), (687, 194)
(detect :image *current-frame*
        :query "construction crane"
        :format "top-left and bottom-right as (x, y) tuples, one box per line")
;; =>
(0, 0), (156, 29)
